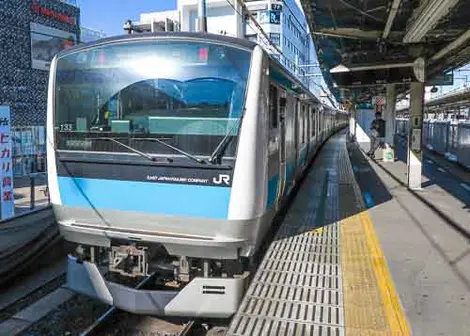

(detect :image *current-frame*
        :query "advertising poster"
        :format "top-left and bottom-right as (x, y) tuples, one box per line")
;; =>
(30, 23), (77, 71)
(0, 106), (14, 219)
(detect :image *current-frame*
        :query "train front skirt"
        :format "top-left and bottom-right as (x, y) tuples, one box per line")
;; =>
(67, 255), (248, 318)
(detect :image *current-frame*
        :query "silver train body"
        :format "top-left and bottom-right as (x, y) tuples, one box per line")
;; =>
(396, 118), (470, 168)
(47, 32), (348, 318)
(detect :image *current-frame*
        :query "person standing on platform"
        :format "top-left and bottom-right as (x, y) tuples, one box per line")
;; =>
(367, 112), (385, 158)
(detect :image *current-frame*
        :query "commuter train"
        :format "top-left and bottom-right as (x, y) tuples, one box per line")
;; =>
(396, 118), (470, 169)
(47, 32), (348, 318)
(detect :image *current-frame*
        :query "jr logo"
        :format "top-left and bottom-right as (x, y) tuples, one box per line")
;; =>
(213, 174), (230, 186)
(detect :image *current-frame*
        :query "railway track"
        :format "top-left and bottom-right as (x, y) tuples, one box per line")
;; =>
(81, 313), (198, 336)
(0, 206), (59, 286)
(79, 274), (201, 336)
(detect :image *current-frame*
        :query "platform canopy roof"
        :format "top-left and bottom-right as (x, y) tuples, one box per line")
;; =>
(301, 0), (470, 104)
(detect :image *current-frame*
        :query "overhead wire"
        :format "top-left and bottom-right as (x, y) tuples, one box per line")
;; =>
(224, 0), (337, 105)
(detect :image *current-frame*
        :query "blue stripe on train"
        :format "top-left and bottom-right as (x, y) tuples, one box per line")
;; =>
(266, 175), (279, 209)
(266, 160), (297, 210)
(57, 177), (231, 219)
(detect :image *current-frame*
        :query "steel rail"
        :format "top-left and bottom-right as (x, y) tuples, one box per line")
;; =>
(79, 273), (155, 336)
(78, 273), (195, 336)
(0, 220), (60, 286)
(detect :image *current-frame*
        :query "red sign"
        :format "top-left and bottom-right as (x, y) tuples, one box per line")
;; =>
(31, 1), (76, 25)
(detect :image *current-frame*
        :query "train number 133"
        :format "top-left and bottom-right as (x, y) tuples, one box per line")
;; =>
(59, 123), (74, 131)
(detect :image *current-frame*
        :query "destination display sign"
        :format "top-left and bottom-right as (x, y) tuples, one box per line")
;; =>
(330, 66), (421, 87)
(427, 72), (454, 86)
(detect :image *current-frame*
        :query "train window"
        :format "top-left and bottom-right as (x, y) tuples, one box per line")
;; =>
(320, 112), (323, 134)
(309, 107), (312, 139)
(279, 90), (287, 121)
(269, 84), (279, 129)
(314, 108), (318, 136)
(300, 103), (303, 144)
(311, 105), (315, 138)
(295, 100), (300, 147)
(53, 40), (252, 159)
(302, 104), (306, 144)
(308, 106), (311, 138)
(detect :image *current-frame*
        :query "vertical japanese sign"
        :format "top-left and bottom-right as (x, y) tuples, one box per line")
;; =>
(0, 106), (14, 219)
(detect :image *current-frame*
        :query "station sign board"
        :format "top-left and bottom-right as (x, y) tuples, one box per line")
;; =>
(31, 1), (77, 25)
(246, 3), (268, 11)
(330, 66), (420, 87)
(426, 72), (454, 86)
(372, 96), (386, 106)
(0, 106), (14, 220)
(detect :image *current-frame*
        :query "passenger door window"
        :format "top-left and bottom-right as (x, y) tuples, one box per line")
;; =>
(269, 84), (279, 129)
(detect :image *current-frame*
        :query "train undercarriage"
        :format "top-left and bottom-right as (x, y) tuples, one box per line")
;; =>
(68, 242), (249, 317)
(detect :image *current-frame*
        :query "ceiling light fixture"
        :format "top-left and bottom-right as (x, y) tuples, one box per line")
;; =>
(403, 0), (459, 43)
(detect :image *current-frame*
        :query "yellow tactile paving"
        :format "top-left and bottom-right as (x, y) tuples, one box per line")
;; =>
(341, 210), (411, 335)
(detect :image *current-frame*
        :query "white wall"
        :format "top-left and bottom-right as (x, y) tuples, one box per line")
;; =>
(140, 10), (179, 24)
(178, 0), (243, 37)
(355, 109), (375, 151)
(188, 6), (236, 35)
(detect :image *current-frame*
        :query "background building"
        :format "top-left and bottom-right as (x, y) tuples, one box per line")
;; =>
(178, 0), (244, 37)
(0, 0), (81, 176)
(177, 0), (310, 82)
(245, 0), (312, 85)
(0, 0), (80, 126)
(129, 10), (180, 33)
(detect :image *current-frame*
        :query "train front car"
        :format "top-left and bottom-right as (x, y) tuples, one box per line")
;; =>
(47, 33), (270, 318)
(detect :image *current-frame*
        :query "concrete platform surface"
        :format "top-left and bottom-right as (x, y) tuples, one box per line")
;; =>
(350, 140), (470, 336)
(228, 131), (409, 335)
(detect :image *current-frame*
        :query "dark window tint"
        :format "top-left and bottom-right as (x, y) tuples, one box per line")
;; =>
(269, 85), (278, 129)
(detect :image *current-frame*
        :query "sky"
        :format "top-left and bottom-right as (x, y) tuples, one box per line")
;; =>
(78, 0), (176, 36)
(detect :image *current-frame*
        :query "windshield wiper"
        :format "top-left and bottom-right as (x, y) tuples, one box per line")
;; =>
(208, 118), (241, 164)
(209, 136), (233, 165)
(131, 137), (206, 165)
(88, 137), (161, 162)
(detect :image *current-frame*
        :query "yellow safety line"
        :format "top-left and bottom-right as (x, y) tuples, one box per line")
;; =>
(310, 227), (324, 234)
(360, 210), (411, 335)
(341, 209), (411, 335)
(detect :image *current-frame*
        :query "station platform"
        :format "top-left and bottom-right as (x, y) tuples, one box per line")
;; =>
(227, 130), (470, 335)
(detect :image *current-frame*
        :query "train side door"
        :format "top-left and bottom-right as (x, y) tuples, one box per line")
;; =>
(294, 99), (299, 165)
(277, 91), (287, 202)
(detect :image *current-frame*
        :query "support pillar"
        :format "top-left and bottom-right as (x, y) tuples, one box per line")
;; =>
(197, 0), (207, 33)
(384, 84), (396, 146)
(407, 82), (425, 189)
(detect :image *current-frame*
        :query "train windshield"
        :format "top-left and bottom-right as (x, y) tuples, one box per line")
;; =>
(54, 39), (251, 162)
